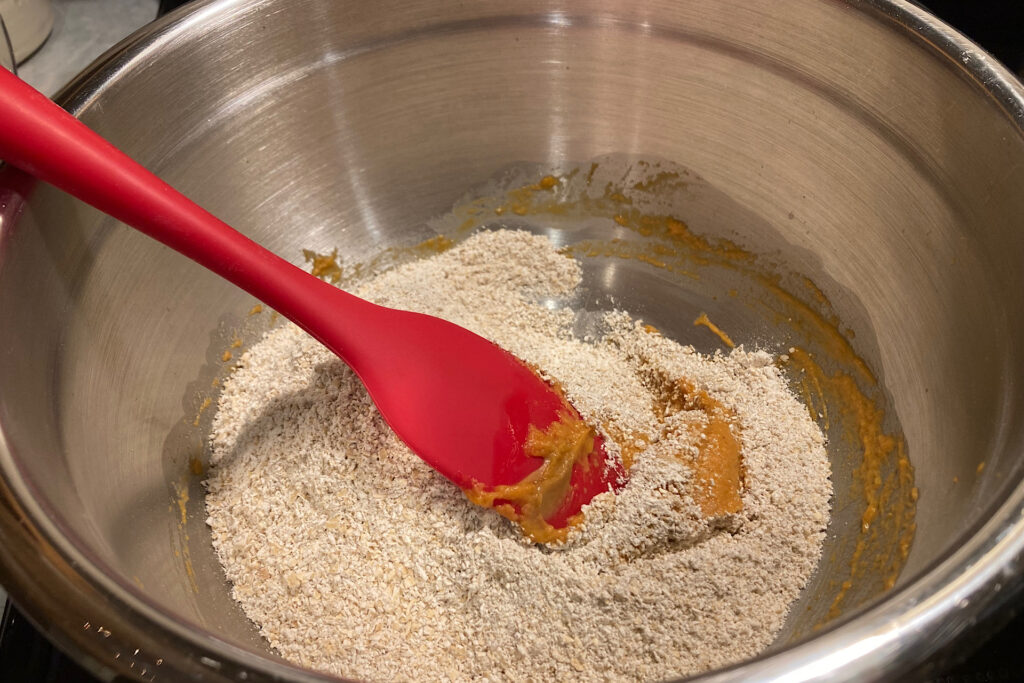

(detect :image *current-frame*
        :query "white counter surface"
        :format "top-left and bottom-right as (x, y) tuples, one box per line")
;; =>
(17, 0), (159, 97)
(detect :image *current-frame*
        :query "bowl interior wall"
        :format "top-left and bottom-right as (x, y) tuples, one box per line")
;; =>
(3, 0), (1024, 673)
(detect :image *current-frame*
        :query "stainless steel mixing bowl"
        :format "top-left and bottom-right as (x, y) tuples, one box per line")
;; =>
(2, 0), (1024, 680)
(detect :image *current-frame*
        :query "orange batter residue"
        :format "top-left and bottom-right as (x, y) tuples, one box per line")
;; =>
(465, 408), (595, 545)
(658, 379), (744, 518)
(173, 481), (200, 594)
(302, 235), (455, 289)
(445, 163), (916, 619)
(302, 248), (343, 283)
(786, 348), (915, 618)
(694, 312), (736, 349)
(192, 397), (212, 427)
(603, 425), (647, 471)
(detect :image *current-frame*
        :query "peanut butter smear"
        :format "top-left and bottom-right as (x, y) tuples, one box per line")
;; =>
(657, 378), (744, 517)
(465, 408), (596, 545)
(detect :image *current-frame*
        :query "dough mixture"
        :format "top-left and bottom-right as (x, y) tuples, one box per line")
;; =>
(205, 229), (831, 681)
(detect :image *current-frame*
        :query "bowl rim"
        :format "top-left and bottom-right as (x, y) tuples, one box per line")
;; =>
(1, 0), (1023, 680)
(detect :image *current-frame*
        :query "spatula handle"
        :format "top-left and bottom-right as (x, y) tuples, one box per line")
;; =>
(0, 68), (375, 357)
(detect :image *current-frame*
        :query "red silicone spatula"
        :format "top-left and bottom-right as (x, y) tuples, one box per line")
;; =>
(0, 68), (625, 534)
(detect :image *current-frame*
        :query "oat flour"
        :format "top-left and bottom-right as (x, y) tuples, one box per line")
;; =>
(205, 230), (831, 681)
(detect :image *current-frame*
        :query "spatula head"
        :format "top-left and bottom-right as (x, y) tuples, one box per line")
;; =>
(331, 306), (626, 530)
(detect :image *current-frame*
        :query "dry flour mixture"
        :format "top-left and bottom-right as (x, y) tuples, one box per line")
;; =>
(205, 229), (831, 681)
